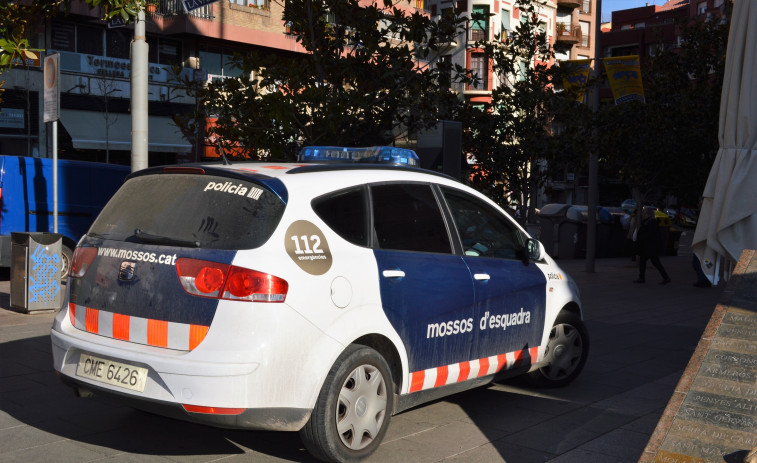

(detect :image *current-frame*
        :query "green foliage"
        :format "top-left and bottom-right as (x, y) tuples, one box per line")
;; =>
(464, 0), (576, 223)
(597, 8), (729, 206)
(178, 0), (470, 160)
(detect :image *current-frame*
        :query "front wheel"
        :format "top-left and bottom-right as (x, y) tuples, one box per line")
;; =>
(300, 345), (394, 463)
(528, 312), (589, 388)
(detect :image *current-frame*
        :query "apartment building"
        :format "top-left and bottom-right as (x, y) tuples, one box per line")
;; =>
(425, 0), (598, 105)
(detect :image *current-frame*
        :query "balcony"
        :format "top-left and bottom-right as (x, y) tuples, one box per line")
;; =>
(555, 23), (582, 45)
(557, 0), (581, 9)
(147, 0), (214, 20)
(469, 28), (488, 43)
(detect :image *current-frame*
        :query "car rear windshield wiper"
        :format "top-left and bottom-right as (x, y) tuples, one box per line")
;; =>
(134, 228), (200, 248)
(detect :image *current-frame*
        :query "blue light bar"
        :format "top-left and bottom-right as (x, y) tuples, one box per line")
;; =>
(297, 146), (420, 167)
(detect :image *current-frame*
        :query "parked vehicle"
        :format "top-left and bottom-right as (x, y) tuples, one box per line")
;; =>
(51, 147), (589, 463)
(0, 155), (130, 277)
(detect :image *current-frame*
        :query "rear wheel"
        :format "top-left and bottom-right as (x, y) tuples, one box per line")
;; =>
(300, 345), (393, 463)
(60, 244), (73, 279)
(529, 312), (589, 388)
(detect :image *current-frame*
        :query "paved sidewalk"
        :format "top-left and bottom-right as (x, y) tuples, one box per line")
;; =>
(0, 230), (727, 462)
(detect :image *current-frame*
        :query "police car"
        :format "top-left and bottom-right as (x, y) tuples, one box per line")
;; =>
(51, 147), (588, 463)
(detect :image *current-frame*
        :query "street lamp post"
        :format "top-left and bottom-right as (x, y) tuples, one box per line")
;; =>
(131, 7), (149, 172)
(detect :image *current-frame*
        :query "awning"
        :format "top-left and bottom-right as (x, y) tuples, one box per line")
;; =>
(60, 109), (192, 153)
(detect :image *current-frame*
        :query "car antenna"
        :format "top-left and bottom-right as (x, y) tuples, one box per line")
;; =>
(216, 144), (232, 166)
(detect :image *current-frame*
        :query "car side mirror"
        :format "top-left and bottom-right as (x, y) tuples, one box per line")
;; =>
(526, 238), (544, 262)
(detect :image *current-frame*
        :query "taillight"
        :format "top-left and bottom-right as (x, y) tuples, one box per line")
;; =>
(70, 247), (98, 278)
(176, 258), (288, 303)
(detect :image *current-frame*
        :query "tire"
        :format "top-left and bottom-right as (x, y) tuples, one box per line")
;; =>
(300, 345), (394, 463)
(528, 312), (589, 388)
(60, 244), (74, 279)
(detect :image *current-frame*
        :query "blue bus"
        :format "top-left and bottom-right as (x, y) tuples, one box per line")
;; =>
(0, 155), (130, 277)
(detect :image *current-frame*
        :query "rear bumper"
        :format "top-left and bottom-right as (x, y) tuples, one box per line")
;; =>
(58, 374), (310, 431)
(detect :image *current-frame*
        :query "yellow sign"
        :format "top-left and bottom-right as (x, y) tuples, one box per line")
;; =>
(603, 55), (645, 104)
(562, 59), (592, 102)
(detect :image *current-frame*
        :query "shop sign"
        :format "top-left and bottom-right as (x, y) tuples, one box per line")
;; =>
(0, 108), (25, 129)
(80, 54), (169, 82)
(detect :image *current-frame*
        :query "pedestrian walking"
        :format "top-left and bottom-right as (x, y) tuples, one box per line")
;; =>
(633, 208), (671, 284)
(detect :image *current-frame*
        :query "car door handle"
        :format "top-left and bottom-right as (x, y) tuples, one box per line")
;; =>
(473, 273), (490, 281)
(382, 270), (405, 278)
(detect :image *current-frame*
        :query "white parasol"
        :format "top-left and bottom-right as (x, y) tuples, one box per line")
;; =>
(692, 0), (757, 286)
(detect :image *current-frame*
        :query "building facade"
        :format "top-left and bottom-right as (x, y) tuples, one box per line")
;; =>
(0, 0), (309, 165)
(424, 0), (598, 106)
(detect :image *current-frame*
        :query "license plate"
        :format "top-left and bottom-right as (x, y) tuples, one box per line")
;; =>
(76, 353), (148, 392)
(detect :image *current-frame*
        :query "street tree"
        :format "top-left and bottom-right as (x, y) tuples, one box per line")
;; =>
(597, 8), (729, 208)
(464, 0), (575, 224)
(175, 0), (471, 160)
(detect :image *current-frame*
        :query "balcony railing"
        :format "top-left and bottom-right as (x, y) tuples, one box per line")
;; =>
(470, 28), (488, 42)
(555, 24), (582, 44)
(148, 0), (214, 20)
(557, 0), (581, 9)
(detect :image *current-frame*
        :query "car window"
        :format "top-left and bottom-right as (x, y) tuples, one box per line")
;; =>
(442, 187), (523, 259)
(312, 187), (367, 246)
(370, 183), (452, 254)
(89, 174), (285, 249)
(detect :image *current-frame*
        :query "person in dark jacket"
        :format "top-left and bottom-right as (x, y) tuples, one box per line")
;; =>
(633, 208), (671, 284)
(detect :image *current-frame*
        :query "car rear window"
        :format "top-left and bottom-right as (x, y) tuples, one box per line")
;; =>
(89, 173), (286, 249)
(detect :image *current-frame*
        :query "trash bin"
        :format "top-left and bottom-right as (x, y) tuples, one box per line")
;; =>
(10, 232), (63, 313)
(537, 204), (586, 259)
(666, 226), (682, 256)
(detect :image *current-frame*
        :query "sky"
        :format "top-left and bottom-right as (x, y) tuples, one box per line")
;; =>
(601, 0), (669, 23)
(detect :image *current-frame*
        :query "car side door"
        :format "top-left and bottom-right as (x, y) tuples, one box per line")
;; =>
(370, 182), (476, 381)
(440, 187), (547, 369)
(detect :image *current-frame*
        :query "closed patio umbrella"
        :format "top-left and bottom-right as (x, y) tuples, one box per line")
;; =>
(692, 0), (757, 285)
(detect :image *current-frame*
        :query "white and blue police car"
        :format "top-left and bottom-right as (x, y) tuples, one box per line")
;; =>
(51, 147), (588, 463)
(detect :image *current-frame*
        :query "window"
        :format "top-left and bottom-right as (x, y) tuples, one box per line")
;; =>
(470, 53), (488, 89)
(312, 188), (367, 246)
(580, 20), (590, 47)
(438, 55), (452, 88)
(51, 21), (180, 65)
(581, 0), (590, 14)
(697, 2), (707, 15)
(199, 47), (243, 78)
(90, 175), (285, 250)
(470, 5), (489, 42)
(230, 0), (268, 8)
(501, 9), (510, 38)
(106, 29), (131, 60)
(77, 25), (104, 56)
(370, 184), (451, 254)
(442, 188), (523, 260)
(147, 37), (182, 66)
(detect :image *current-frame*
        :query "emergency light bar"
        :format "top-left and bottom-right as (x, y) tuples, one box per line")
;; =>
(297, 146), (420, 167)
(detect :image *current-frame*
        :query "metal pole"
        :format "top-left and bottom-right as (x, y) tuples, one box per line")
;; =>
(585, 0), (602, 273)
(53, 120), (58, 233)
(131, 8), (149, 172)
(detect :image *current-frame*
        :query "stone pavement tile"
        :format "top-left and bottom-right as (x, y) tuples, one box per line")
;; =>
(0, 409), (24, 429)
(486, 387), (586, 416)
(619, 408), (667, 434)
(4, 439), (107, 463)
(372, 421), (502, 463)
(545, 446), (637, 463)
(442, 439), (556, 462)
(90, 453), (174, 462)
(591, 392), (666, 417)
(577, 427), (650, 460)
(500, 422), (600, 456)
(381, 411), (439, 443)
(0, 422), (69, 453)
